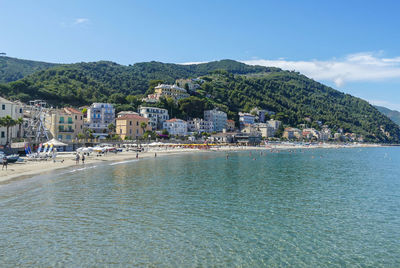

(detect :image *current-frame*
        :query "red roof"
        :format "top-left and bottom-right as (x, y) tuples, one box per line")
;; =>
(227, 119), (235, 123)
(64, 107), (81, 114)
(117, 114), (148, 120)
(166, 118), (185, 123)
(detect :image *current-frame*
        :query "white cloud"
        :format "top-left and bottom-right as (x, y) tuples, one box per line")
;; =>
(242, 52), (400, 87)
(179, 61), (209, 65)
(74, 18), (89, 25)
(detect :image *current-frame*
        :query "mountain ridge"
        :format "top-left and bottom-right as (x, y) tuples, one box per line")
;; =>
(0, 57), (399, 143)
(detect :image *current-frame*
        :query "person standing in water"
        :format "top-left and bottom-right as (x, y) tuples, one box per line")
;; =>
(154, 152), (157, 158)
(81, 154), (85, 164)
(75, 153), (80, 164)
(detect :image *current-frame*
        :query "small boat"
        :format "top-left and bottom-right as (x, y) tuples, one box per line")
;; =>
(0, 152), (20, 163)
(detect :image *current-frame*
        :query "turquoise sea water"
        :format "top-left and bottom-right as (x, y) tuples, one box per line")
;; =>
(0, 147), (399, 267)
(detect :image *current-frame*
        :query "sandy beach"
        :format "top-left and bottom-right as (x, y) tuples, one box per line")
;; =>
(0, 143), (383, 184)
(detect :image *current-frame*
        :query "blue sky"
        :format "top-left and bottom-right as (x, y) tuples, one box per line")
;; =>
(1, 0), (400, 110)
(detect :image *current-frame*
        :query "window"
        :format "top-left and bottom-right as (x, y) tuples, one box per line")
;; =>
(129, 121), (132, 126)
(58, 135), (63, 140)
(136, 121), (139, 126)
(129, 129), (132, 134)
(75, 115), (77, 120)
(59, 117), (64, 123)
(66, 135), (71, 140)
(19, 108), (22, 113)
(2, 104), (5, 110)
(1, 131), (4, 138)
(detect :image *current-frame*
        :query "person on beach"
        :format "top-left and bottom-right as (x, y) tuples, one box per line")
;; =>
(2, 156), (8, 170)
(154, 153), (157, 158)
(136, 153), (139, 159)
(75, 153), (80, 164)
(81, 154), (85, 164)
(52, 148), (57, 163)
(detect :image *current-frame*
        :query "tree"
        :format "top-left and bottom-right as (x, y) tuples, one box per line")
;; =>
(140, 122), (147, 136)
(178, 96), (206, 119)
(109, 93), (127, 104)
(0, 116), (19, 146)
(16, 117), (23, 139)
(107, 123), (116, 138)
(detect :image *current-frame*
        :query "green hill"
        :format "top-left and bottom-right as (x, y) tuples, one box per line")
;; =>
(0, 60), (276, 104)
(0, 59), (399, 143)
(0, 56), (57, 83)
(374, 105), (400, 126)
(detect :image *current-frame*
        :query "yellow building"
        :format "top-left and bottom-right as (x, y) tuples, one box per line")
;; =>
(46, 108), (84, 142)
(116, 114), (151, 140)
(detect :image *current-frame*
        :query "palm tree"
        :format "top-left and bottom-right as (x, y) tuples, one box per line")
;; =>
(16, 117), (23, 138)
(140, 122), (147, 137)
(107, 123), (116, 139)
(0, 116), (19, 146)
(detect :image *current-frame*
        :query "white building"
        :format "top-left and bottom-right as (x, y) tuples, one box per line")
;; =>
(320, 127), (332, 141)
(163, 118), (187, 136)
(187, 118), (214, 133)
(0, 97), (23, 145)
(86, 103), (115, 139)
(239, 112), (256, 128)
(204, 109), (227, 132)
(139, 107), (169, 130)
(243, 123), (276, 138)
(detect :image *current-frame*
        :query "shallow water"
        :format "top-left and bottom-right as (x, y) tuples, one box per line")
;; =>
(0, 148), (399, 267)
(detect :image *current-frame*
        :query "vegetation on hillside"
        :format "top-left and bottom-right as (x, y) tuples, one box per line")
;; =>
(0, 56), (57, 83)
(374, 105), (400, 126)
(0, 58), (399, 143)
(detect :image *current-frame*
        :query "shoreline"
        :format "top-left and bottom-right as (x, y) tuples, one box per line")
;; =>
(0, 143), (386, 185)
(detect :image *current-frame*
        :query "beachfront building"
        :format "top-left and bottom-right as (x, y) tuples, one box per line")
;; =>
(320, 127), (332, 141)
(242, 123), (276, 138)
(0, 97), (23, 145)
(145, 84), (190, 103)
(45, 108), (84, 142)
(204, 109), (227, 132)
(302, 128), (320, 140)
(283, 127), (302, 140)
(239, 112), (255, 129)
(163, 118), (188, 136)
(139, 107), (169, 130)
(116, 114), (150, 140)
(86, 103), (115, 139)
(187, 118), (214, 133)
(226, 119), (235, 132)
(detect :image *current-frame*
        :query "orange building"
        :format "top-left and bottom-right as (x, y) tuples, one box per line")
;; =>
(116, 114), (151, 139)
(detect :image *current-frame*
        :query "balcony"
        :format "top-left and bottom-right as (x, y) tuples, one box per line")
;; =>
(59, 128), (74, 133)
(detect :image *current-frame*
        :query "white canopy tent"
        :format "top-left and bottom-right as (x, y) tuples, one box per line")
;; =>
(43, 138), (68, 147)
